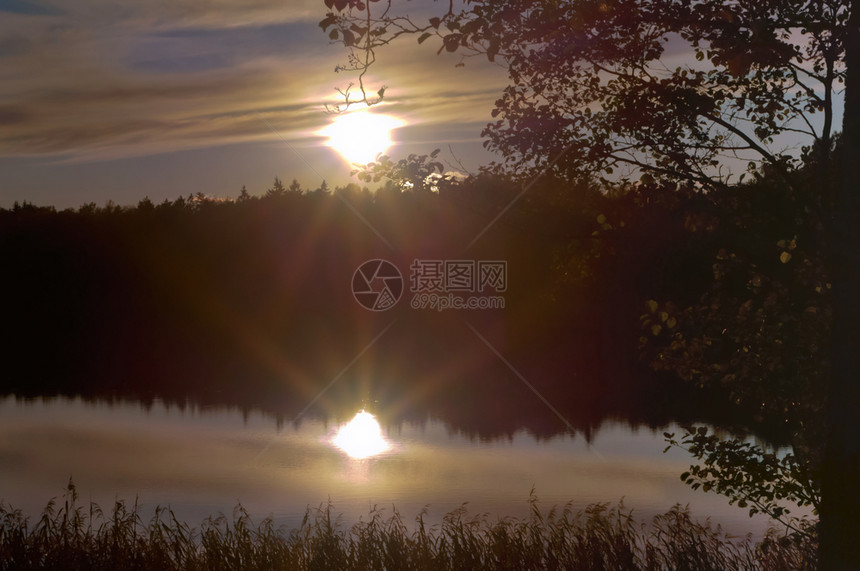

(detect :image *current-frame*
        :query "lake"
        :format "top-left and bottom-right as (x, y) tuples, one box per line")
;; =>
(0, 395), (788, 539)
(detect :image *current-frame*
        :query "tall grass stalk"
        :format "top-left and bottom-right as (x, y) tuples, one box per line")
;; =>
(0, 481), (816, 570)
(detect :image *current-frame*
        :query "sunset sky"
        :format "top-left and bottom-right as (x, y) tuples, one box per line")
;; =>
(1, 1), (845, 209)
(0, 0), (507, 208)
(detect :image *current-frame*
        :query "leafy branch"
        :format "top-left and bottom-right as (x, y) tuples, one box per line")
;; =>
(665, 426), (819, 539)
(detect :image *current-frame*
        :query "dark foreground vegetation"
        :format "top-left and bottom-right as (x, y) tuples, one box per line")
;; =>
(0, 483), (815, 571)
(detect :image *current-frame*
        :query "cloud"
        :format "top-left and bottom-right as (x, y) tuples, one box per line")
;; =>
(0, 69), (336, 161)
(0, 0), (508, 163)
(7, 0), (321, 29)
(0, 0), (59, 16)
(0, 105), (31, 126)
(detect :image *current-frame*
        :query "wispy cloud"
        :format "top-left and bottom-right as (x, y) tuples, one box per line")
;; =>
(0, 0), (506, 164)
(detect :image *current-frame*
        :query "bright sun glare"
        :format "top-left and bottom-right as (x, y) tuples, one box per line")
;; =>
(320, 110), (403, 166)
(332, 410), (391, 459)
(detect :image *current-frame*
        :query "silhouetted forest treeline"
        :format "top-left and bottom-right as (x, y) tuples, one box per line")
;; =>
(0, 172), (817, 440)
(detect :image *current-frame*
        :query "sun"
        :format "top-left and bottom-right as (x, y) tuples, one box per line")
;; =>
(331, 410), (391, 459)
(319, 109), (403, 166)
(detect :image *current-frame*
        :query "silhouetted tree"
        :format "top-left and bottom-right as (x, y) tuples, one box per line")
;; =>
(78, 202), (98, 216)
(137, 197), (155, 213)
(355, 149), (449, 193)
(266, 177), (287, 198)
(823, 1), (860, 566)
(288, 179), (303, 194)
(321, 0), (856, 563)
(321, 1), (843, 189)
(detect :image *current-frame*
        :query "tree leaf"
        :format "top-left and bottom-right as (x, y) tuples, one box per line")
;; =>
(443, 34), (461, 52)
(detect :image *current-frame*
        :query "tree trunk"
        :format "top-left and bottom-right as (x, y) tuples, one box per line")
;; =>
(821, 1), (860, 567)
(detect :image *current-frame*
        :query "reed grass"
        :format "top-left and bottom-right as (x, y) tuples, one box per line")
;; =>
(0, 482), (816, 570)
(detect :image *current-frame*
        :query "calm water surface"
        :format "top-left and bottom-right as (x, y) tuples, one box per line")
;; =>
(0, 396), (788, 537)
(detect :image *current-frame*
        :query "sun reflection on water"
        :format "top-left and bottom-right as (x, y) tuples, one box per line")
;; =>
(331, 410), (391, 459)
